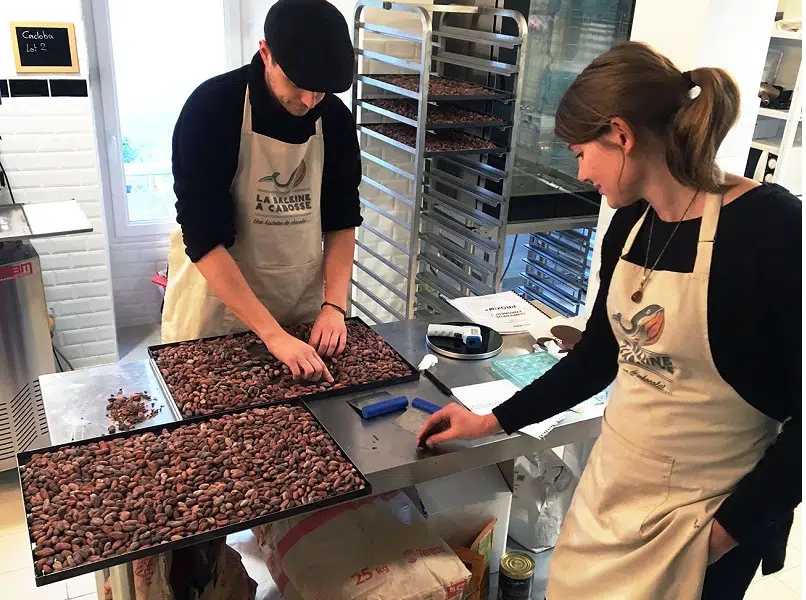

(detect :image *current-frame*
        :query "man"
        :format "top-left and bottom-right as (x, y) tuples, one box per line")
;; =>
(163, 0), (361, 382)
(135, 2), (361, 596)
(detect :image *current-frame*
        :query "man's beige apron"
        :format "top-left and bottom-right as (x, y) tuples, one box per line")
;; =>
(162, 86), (325, 343)
(547, 193), (780, 599)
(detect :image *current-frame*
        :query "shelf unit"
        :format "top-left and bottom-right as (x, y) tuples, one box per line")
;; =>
(748, 21), (802, 195)
(350, 1), (528, 323)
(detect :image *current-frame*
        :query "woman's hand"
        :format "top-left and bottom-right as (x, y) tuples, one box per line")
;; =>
(417, 404), (502, 448)
(707, 520), (738, 565)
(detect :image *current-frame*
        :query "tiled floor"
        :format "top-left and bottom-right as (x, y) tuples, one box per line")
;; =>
(117, 323), (161, 362)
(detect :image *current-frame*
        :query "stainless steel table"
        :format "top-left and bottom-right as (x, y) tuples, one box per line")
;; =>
(309, 318), (603, 494)
(35, 316), (603, 598)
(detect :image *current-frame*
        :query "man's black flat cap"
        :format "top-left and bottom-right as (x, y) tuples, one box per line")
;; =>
(264, 0), (355, 93)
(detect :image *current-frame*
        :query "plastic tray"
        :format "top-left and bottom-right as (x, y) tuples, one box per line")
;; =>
(17, 401), (371, 587)
(148, 316), (420, 420)
(491, 351), (559, 389)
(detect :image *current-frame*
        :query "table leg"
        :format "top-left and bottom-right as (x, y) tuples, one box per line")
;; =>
(95, 570), (106, 600)
(108, 563), (135, 600)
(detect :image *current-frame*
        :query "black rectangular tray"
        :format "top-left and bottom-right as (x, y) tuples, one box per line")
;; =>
(359, 98), (508, 130)
(147, 316), (420, 420)
(358, 73), (512, 102)
(359, 124), (508, 158)
(17, 401), (372, 587)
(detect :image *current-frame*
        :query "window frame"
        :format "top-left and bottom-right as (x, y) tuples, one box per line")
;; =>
(83, 0), (244, 239)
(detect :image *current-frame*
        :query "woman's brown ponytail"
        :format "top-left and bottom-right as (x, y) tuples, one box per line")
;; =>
(555, 42), (741, 193)
(666, 68), (740, 193)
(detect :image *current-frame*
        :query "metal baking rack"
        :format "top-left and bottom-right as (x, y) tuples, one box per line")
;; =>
(16, 402), (372, 587)
(350, 1), (528, 324)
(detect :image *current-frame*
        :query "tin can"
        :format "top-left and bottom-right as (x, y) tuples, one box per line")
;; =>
(498, 552), (535, 599)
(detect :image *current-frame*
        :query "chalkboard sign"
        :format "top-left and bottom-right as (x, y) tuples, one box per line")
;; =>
(10, 22), (79, 74)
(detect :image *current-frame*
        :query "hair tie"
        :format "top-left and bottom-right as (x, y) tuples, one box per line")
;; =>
(682, 71), (701, 99)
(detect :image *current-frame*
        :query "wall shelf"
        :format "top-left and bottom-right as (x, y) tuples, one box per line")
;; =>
(758, 106), (792, 120)
(748, 16), (802, 195)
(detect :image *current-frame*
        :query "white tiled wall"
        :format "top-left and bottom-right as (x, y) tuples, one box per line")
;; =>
(109, 238), (169, 327)
(0, 0), (119, 368)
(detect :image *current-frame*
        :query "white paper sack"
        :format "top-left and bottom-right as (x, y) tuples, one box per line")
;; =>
(254, 491), (470, 600)
(508, 449), (580, 551)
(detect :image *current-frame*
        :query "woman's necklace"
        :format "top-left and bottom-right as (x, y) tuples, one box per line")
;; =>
(631, 190), (699, 303)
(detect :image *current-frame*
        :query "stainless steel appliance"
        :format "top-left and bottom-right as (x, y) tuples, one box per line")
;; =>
(0, 200), (92, 470)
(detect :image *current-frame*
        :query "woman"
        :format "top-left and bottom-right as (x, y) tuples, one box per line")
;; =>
(418, 42), (801, 599)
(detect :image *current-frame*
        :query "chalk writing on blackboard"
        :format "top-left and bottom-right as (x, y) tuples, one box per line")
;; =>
(10, 22), (80, 74)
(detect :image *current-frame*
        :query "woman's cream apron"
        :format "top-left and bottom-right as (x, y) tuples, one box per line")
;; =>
(162, 87), (325, 343)
(547, 193), (780, 599)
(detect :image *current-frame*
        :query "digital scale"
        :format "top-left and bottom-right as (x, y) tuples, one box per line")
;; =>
(425, 321), (504, 360)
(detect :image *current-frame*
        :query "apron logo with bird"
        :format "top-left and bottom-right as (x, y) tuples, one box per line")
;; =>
(258, 159), (307, 193)
(254, 159), (313, 219)
(611, 304), (676, 390)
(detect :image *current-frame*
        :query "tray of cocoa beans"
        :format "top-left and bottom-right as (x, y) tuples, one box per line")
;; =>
(17, 402), (371, 586)
(148, 317), (420, 419)
(362, 123), (506, 157)
(363, 98), (507, 129)
(360, 73), (511, 102)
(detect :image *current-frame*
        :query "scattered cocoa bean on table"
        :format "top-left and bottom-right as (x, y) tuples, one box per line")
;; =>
(152, 320), (416, 418)
(106, 389), (160, 433)
(21, 404), (365, 577)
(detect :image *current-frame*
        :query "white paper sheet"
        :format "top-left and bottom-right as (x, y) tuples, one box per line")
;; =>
(447, 291), (549, 335)
(451, 379), (566, 440)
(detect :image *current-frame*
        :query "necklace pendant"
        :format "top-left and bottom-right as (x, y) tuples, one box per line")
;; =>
(631, 289), (644, 303)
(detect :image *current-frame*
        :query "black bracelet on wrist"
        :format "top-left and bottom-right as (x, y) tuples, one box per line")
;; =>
(321, 301), (347, 317)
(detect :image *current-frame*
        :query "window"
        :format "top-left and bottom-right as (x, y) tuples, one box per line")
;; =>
(87, 0), (242, 237)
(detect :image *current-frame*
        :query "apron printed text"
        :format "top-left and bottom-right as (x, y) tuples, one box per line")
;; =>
(254, 192), (312, 213)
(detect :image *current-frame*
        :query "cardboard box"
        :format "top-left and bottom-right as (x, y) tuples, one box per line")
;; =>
(415, 465), (513, 573)
(451, 545), (486, 600)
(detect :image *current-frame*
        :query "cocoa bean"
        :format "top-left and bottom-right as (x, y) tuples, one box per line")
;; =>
(21, 404), (363, 577)
(151, 322), (413, 416)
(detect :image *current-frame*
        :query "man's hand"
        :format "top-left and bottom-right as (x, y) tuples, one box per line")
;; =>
(707, 520), (738, 565)
(309, 305), (347, 358)
(262, 330), (333, 382)
(417, 403), (502, 448)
